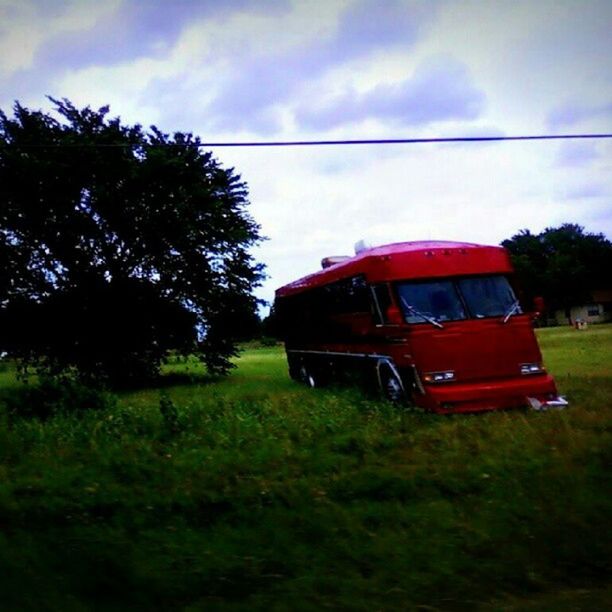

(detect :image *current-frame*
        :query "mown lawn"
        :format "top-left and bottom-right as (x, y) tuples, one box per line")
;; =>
(0, 325), (610, 610)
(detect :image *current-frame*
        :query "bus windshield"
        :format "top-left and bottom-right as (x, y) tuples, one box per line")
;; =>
(396, 275), (520, 324)
(396, 280), (467, 324)
(458, 275), (520, 319)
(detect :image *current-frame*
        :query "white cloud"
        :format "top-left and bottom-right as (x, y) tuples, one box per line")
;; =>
(294, 57), (485, 130)
(0, 1), (120, 78)
(555, 141), (601, 167)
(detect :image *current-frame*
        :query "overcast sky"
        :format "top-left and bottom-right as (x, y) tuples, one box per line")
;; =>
(1, 0), (611, 308)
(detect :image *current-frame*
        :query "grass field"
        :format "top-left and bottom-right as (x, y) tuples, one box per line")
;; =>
(0, 325), (610, 610)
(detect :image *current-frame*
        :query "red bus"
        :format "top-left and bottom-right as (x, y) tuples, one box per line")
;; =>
(274, 240), (568, 413)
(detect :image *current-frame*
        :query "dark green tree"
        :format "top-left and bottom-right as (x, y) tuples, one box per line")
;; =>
(0, 98), (264, 385)
(502, 224), (612, 313)
(261, 304), (282, 340)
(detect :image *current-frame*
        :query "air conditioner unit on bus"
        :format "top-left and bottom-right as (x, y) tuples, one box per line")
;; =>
(354, 239), (371, 255)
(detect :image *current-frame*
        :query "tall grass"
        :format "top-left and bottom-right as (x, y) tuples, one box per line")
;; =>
(0, 328), (610, 610)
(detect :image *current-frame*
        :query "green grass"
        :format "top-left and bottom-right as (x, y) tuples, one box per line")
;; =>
(0, 327), (611, 610)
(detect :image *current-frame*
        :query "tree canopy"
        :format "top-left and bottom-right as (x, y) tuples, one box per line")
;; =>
(0, 98), (264, 385)
(502, 224), (612, 313)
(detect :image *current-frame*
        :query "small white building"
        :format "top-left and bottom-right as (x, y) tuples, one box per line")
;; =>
(553, 289), (612, 325)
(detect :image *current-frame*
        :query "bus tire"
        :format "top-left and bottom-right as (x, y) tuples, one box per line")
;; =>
(379, 364), (406, 404)
(299, 364), (317, 388)
(287, 354), (301, 381)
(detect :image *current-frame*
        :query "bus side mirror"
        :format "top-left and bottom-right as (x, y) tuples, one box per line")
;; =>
(386, 304), (404, 325)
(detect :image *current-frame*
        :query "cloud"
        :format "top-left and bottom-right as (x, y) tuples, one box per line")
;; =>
(560, 184), (606, 200)
(329, 0), (434, 60)
(0, 1), (119, 80)
(555, 141), (601, 167)
(5, 0), (439, 134)
(201, 0), (437, 133)
(294, 58), (485, 130)
(0, 0), (290, 111)
(34, 0), (289, 71)
(582, 201), (612, 227)
(547, 101), (612, 129)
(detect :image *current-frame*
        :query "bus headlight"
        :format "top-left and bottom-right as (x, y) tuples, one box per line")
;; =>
(423, 370), (455, 383)
(520, 363), (545, 375)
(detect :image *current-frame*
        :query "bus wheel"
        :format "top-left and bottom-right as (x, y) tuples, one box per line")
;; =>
(287, 355), (301, 381)
(380, 366), (405, 403)
(299, 365), (317, 388)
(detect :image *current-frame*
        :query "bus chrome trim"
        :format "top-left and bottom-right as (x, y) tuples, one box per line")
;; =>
(287, 349), (391, 359)
(411, 365), (426, 395)
(375, 358), (406, 396)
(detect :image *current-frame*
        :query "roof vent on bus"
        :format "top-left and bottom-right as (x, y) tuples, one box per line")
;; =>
(321, 256), (350, 269)
(354, 239), (371, 255)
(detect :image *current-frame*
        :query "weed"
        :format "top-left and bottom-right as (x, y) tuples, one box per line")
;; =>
(159, 391), (180, 435)
(2, 377), (116, 420)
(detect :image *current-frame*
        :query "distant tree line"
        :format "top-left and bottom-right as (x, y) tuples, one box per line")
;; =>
(0, 98), (264, 387)
(502, 224), (612, 314)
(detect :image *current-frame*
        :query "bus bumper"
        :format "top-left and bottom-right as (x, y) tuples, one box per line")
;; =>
(420, 374), (566, 414)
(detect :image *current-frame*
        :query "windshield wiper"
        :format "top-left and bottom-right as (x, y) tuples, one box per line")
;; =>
(502, 299), (521, 324)
(400, 297), (444, 329)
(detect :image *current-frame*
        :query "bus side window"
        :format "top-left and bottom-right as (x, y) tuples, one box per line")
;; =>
(326, 275), (369, 315)
(371, 284), (392, 325)
(346, 275), (369, 313)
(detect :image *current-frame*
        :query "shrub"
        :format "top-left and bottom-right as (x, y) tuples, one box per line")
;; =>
(3, 377), (116, 420)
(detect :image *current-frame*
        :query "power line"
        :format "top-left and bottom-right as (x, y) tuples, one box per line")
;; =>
(198, 133), (612, 147)
(2, 133), (612, 148)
